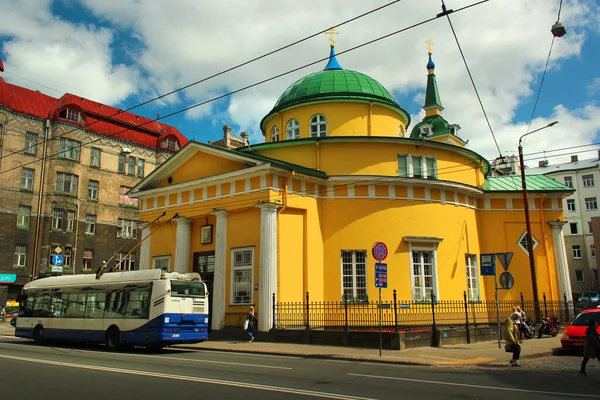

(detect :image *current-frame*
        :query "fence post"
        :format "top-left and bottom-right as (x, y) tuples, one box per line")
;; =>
(520, 292), (524, 312)
(306, 291), (310, 331)
(543, 292), (548, 317)
(463, 291), (471, 344)
(272, 292), (276, 331)
(393, 289), (399, 332)
(344, 294), (349, 332)
(431, 291), (440, 347)
(564, 293), (569, 323)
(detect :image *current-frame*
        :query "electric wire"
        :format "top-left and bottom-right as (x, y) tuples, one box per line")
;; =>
(525, 37), (555, 135)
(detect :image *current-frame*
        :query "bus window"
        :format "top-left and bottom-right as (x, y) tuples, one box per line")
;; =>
(51, 293), (65, 318)
(32, 294), (52, 318)
(21, 295), (34, 317)
(85, 293), (105, 319)
(171, 281), (205, 297)
(65, 293), (86, 318)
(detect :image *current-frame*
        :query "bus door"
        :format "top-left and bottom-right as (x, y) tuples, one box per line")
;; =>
(58, 293), (87, 340)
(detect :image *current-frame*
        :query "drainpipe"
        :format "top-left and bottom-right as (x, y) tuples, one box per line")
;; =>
(280, 171), (295, 213)
(31, 119), (50, 281)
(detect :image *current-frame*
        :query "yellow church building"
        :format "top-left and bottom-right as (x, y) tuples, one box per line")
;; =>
(129, 45), (574, 332)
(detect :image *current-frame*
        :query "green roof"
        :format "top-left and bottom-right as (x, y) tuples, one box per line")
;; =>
(482, 175), (574, 192)
(424, 73), (443, 110)
(410, 114), (452, 139)
(261, 69), (410, 131)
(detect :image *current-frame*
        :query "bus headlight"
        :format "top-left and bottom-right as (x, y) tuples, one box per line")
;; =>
(205, 318), (208, 323)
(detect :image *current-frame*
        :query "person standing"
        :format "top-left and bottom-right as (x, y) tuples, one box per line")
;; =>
(504, 311), (522, 367)
(516, 306), (526, 342)
(580, 319), (600, 376)
(246, 306), (256, 343)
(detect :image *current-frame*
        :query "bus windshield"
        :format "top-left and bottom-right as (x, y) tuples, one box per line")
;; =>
(170, 281), (205, 297)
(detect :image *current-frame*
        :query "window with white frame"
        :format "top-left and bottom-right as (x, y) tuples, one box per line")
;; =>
(426, 157), (437, 179)
(589, 221), (594, 234)
(58, 108), (82, 123)
(585, 197), (597, 211)
(17, 205), (31, 229)
(21, 168), (34, 190)
(55, 172), (78, 196)
(412, 156), (423, 178)
(286, 119), (300, 139)
(398, 154), (408, 177)
(117, 219), (137, 239)
(13, 245), (26, 267)
(570, 223), (578, 235)
(63, 246), (72, 267)
(165, 138), (178, 150)
(411, 246), (438, 302)
(82, 249), (93, 270)
(341, 250), (367, 302)
(576, 270), (584, 282)
(583, 174), (594, 187)
(58, 138), (81, 161)
(231, 247), (254, 305)
(85, 214), (96, 235)
(466, 254), (480, 301)
(591, 245), (596, 259)
(564, 176), (573, 188)
(573, 245), (582, 259)
(52, 209), (63, 230)
(567, 199), (576, 211)
(90, 147), (101, 167)
(25, 132), (37, 155)
(137, 159), (145, 177)
(153, 255), (171, 271)
(128, 156), (136, 175)
(397, 154), (437, 179)
(420, 125), (432, 137)
(115, 252), (137, 271)
(271, 126), (280, 142)
(88, 180), (98, 200)
(66, 210), (75, 231)
(310, 114), (327, 137)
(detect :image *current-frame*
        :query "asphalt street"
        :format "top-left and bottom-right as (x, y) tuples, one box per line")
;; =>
(0, 336), (597, 400)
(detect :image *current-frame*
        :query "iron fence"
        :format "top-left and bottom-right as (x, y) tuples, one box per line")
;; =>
(273, 290), (577, 333)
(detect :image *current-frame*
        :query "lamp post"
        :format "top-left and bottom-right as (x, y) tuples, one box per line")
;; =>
(518, 121), (558, 321)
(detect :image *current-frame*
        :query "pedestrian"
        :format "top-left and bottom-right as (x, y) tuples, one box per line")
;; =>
(245, 306), (257, 343)
(580, 318), (600, 376)
(516, 306), (526, 342)
(513, 306), (522, 342)
(504, 311), (522, 367)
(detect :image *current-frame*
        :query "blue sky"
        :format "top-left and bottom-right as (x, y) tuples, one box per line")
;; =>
(1, 0), (599, 165)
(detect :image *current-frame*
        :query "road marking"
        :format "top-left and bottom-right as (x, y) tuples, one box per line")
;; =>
(0, 354), (377, 400)
(348, 373), (600, 398)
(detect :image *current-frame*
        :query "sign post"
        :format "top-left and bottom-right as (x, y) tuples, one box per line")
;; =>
(480, 254), (501, 348)
(373, 241), (388, 358)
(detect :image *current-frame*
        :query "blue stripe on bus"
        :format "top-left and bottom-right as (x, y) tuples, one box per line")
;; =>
(15, 313), (209, 346)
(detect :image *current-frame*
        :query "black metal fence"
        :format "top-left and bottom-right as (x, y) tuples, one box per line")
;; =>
(273, 290), (577, 333)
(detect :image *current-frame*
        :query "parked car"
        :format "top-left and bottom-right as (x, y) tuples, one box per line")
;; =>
(579, 291), (600, 303)
(561, 308), (600, 351)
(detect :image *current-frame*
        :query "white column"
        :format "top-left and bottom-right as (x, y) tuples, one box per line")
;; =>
(139, 224), (152, 270)
(549, 221), (573, 301)
(211, 210), (228, 331)
(256, 202), (280, 332)
(174, 218), (191, 273)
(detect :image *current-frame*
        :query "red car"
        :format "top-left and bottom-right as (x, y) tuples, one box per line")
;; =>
(561, 308), (600, 350)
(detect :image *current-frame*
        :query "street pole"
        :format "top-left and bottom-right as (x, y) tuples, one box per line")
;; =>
(495, 272), (501, 349)
(379, 287), (382, 357)
(518, 121), (558, 322)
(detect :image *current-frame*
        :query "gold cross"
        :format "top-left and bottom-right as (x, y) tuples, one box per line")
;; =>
(324, 27), (339, 47)
(425, 38), (434, 54)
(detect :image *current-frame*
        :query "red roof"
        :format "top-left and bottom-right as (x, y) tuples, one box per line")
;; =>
(0, 74), (187, 151)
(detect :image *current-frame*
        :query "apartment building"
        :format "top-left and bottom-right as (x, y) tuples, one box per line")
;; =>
(0, 60), (187, 298)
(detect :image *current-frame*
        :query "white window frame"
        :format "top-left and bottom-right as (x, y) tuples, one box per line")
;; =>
(82, 249), (93, 270)
(570, 223), (578, 235)
(90, 147), (101, 167)
(573, 245), (582, 259)
(409, 243), (440, 302)
(420, 124), (433, 138)
(286, 119), (300, 139)
(564, 176), (573, 188)
(425, 157), (437, 179)
(271, 126), (280, 142)
(21, 168), (34, 190)
(115, 252), (137, 271)
(310, 114), (327, 137)
(585, 197), (597, 211)
(13, 245), (26, 267)
(88, 180), (98, 200)
(517, 231), (539, 255)
(56, 172), (78, 196)
(25, 132), (37, 155)
(117, 219), (137, 239)
(412, 156), (423, 178)
(85, 214), (96, 235)
(582, 174), (594, 187)
(567, 199), (576, 212)
(58, 137), (81, 161)
(340, 250), (368, 302)
(230, 247), (254, 305)
(466, 254), (480, 302)
(52, 208), (63, 230)
(575, 270), (585, 282)
(127, 156), (136, 175)
(17, 205), (31, 229)
(153, 255), (171, 271)
(66, 210), (75, 232)
(137, 158), (145, 177)
(397, 154), (408, 177)
(63, 247), (72, 267)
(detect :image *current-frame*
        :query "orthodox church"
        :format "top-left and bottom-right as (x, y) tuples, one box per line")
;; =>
(129, 42), (573, 332)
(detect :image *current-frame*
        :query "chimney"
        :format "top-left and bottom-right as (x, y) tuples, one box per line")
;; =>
(538, 161), (546, 168)
(571, 155), (578, 162)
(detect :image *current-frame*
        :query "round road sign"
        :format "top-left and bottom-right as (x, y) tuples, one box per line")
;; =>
(51, 254), (64, 266)
(499, 272), (515, 289)
(372, 241), (388, 261)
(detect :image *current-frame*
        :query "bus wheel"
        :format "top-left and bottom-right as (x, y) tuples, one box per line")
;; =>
(105, 327), (121, 351)
(33, 325), (45, 345)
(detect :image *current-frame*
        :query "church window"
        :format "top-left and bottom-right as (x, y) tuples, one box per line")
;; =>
(271, 126), (280, 142)
(397, 154), (437, 180)
(466, 254), (480, 302)
(397, 155), (408, 177)
(412, 156), (423, 178)
(286, 119), (300, 139)
(310, 114), (327, 137)
(420, 125), (432, 138)
(231, 247), (254, 305)
(341, 250), (367, 302)
(426, 157), (437, 179)
(410, 246), (438, 302)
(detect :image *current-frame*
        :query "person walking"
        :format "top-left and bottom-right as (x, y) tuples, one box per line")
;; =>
(516, 306), (526, 342)
(580, 318), (600, 376)
(245, 306), (257, 343)
(504, 311), (522, 367)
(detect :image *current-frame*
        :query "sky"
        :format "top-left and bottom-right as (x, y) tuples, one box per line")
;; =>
(0, 0), (599, 168)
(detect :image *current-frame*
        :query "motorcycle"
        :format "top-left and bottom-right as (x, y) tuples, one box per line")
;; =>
(538, 315), (559, 338)
(522, 319), (535, 339)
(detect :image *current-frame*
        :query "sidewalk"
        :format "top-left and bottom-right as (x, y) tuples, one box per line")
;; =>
(0, 322), (563, 366)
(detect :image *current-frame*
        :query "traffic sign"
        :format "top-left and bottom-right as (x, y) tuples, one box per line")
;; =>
(55, 246), (62, 254)
(372, 242), (388, 261)
(0, 274), (16, 284)
(497, 252), (514, 271)
(499, 272), (515, 289)
(375, 262), (387, 288)
(51, 254), (64, 266)
(51, 266), (63, 273)
(480, 253), (496, 276)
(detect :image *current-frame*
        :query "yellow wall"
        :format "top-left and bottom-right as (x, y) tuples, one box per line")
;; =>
(155, 152), (247, 188)
(278, 209), (305, 302)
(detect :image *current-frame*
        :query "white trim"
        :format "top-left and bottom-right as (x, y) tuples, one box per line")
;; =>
(408, 186), (414, 201)
(301, 180), (306, 195)
(441, 190), (446, 205)
(314, 184), (319, 197)
(388, 184), (395, 199)
(261, 175), (267, 190)
(454, 192), (459, 207)
(506, 198), (513, 210)
(273, 175), (279, 189)
(348, 184), (355, 199)
(326, 175), (483, 195)
(216, 184), (222, 198)
(327, 186), (334, 199)
(408, 242), (440, 302)
(368, 185), (375, 199)
(165, 195), (170, 207)
(230, 181), (235, 196)
(177, 192), (182, 205)
(484, 198), (491, 210)
(189, 189), (194, 202)
(203, 187), (208, 200)
(230, 246), (255, 306)
(529, 198), (536, 210)
(425, 188), (431, 202)
(245, 178), (251, 192)
(552, 197), (558, 210)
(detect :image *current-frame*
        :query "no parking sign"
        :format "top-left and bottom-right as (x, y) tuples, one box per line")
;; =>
(372, 241), (388, 261)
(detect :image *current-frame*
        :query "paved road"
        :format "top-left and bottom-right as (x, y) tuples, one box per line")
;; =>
(0, 336), (597, 399)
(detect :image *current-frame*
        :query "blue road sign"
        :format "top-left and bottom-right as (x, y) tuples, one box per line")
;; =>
(0, 274), (16, 284)
(51, 254), (64, 266)
(375, 262), (387, 288)
(480, 253), (496, 276)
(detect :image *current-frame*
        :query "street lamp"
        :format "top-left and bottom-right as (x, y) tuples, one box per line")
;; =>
(518, 121), (558, 321)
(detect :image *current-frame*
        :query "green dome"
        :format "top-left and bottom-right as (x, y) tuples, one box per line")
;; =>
(261, 69), (410, 131)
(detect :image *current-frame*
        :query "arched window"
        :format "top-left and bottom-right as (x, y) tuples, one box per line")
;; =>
(271, 126), (280, 142)
(286, 119), (300, 139)
(310, 114), (327, 137)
